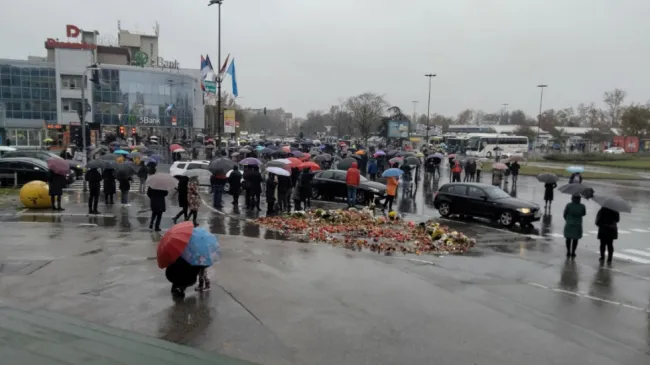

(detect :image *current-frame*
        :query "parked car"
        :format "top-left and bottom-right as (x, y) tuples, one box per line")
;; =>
(169, 160), (211, 186)
(1, 149), (83, 179)
(603, 147), (625, 154)
(433, 183), (541, 227)
(311, 170), (386, 204)
(0, 157), (74, 187)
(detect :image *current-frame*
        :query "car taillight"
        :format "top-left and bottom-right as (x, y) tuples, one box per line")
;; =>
(434, 191), (439, 199)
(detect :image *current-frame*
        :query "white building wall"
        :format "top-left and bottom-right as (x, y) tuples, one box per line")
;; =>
(179, 68), (205, 130)
(54, 49), (94, 125)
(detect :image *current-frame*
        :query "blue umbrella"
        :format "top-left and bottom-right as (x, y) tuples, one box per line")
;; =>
(567, 165), (584, 173)
(255, 145), (265, 151)
(382, 168), (404, 177)
(113, 149), (129, 155)
(150, 154), (162, 163)
(181, 228), (221, 267)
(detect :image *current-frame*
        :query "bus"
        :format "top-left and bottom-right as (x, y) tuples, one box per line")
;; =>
(465, 134), (529, 158)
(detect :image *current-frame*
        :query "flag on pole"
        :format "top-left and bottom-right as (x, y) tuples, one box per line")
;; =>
(201, 55), (215, 88)
(218, 54), (230, 80)
(226, 58), (238, 97)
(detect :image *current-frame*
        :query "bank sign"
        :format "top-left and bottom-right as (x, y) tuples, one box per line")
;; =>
(44, 24), (97, 50)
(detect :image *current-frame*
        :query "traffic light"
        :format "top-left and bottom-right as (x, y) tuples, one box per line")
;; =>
(131, 127), (136, 135)
(119, 126), (125, 137)
(90, 64), (100, 84)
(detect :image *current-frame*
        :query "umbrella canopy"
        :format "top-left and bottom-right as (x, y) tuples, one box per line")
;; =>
(192, 142), (203, 149)
(593, 195), (632, 213)
(99, 154), (118, 161)
(204, 144), (215, 149)
(255, 145), (265, 151)
(260, 147), (274, 155)
(291, 150), (303, 158)
(146, 173), (179, 191)
(537, 173), (558, 184)
(349, 154), (362, 160)
(230, 152), (241, 157)
(86, 159), (110, 169)
(567, 165), (585, 173)
(127, 151), (142, 159)
(183, 169), (212, 178)
(281, 146), (291, 152)
(386, 150), (399, 157)
(286, 157), (302, 167)
(273, 158), (292, 165)
(312, 155), (329, 162)
(558, 183), (595, 199)
(239, 147), (252, 153)
(47, 158), (69, 176)
(415, 152), (425, 157)
(298, 161), (321, 172)
(174, 148), (186, 153)
(149, 154), (162, 163)
(209, 158), (236, 175)
(113, 149), (129, 155)
(115, 163), (137, 179)
(388, 157), (404, 165)
(272, 150), (289, 157)
(448, 154), (457, 159)
(109, 141), (121, 146)
(266, 160), (290, 169)
(300, 153), (311, 161)
(355, 150), (366, 155)
(374, 150), (386, 157)
(240, 157), (263, 166)
(396, 151), (415, 157)
(180, 228), (221, 266)
(433, 152), (444, 159)
(43, 138), (54, 143)
(405, 156), (421, 165)
(157, 221), (194, 268)
(508, 155), (524, 162)
(144, 157), (158, 166)
(382, 168), (404, 178)
(132, 146), (148, 153)
(170, 144), (183, 152)
(266, 166), (291, 176)
(492, 163), (508, 170)
(336, 157), (358, 170)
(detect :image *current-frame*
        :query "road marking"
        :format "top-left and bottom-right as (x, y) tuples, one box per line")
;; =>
(618, 230), (631, 234)
(630, 228), (650, 233)
(526, 234), (545, 240)
(622, 249), (650, 258)
(611, 252), (650, 264)
(528, 283), (650, 312)
(18, 212), (115, 218)
(528, 282), (548, 289)
(549, 233), (564, 238)
(588, 230), (598, 234)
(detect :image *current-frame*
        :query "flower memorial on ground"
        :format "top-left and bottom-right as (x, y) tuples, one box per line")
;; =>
(256, 208), (475, 255)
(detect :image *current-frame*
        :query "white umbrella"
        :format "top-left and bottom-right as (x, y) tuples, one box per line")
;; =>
(146, 174), (179, 190)
(266, 166), (291, 176)
(273, 158), (292, 165)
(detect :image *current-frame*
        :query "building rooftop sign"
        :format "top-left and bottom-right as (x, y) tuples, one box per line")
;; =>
(44, 24), (97, 50)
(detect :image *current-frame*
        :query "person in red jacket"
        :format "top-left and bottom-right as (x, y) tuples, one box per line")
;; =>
(346, 161), (361, 208)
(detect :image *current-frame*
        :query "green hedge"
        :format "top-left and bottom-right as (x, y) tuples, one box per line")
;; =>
(543, 153), (632, 162)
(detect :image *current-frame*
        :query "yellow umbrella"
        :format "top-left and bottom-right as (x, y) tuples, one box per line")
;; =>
(416, 152), (424, 157)
(43, 138), (54, 143)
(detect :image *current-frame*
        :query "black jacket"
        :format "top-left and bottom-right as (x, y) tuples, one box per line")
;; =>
(510, 162), (521, 176)
(118, 177), (131, 192)
(85, 169), (102, 195)
(243, 170), (263, 193)
(228, 169), (242, 194)
(137, 166), (148, 179)
(175, 176), (189, 207)
(147, 187), (169, 213)
(277, 175), (291, 193)
(544, 183), (556, 201)
(102, 169), (116, 194)
(299, 172), (313, 200)
(47, 171), (67, 196)
(596, 207), (620, 240)
(165, 256), (200, 287)
(266, 177), (277, 199)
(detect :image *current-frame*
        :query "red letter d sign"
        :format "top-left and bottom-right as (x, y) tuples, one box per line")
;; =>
(66, 24), (80, 38)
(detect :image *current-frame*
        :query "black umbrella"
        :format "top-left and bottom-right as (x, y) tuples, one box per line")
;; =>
(386, 150), (399, 157)
(266, 160), (289, 169)
(405, 156), (421, 165)
(115, 163), (137, 179)
(260, 147), (274, 155)
(209, 158), (235, 175)
(86, 159), (109, 169)
(493, 146), (503, 151)
(396, 151), (415, 157)
(239, 147), (252, 153)
(271, 151), (288, 157)
(99, 154), (118, 161)
(592, 195), (632, 213)
(313, 155), (329, 162)
(537, 173), (558, 184)
(558, 183), (594, 199)
(204, 144), (216, 149)
(349, 154), (362, 160)
(336, 157), (358, 170)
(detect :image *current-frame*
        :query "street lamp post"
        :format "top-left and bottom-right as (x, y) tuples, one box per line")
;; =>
(80, 64), (100, 192)
(208, 0), (223, 152)
(411, 100), (418, 136)
(425, 74), (436, 144)
(536, 84), (548, 148)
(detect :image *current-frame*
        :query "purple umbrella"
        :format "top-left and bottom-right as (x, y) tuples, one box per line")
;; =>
(150, 154), (162, 163)
(47, 158), (69, 176)
(291, 150), (303, 158)
(374, 150), (386, 156)
(239, 157), (262, 166)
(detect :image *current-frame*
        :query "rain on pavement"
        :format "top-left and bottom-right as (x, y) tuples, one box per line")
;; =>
(1, 165), (650, 365)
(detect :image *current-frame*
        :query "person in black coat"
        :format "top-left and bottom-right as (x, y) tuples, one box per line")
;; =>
(137, 162), (148, 194)
(118, 176), (132, 205)
(147, 187), (168, 231)
(277, 174), (292, 212)
(243, 166), (263, 210)
(299, 168), (313, 209)
(510, 161), (521, 185)
(544, 182), (557, 211)
(172, 175), (189, 223)
(102, 168), (116, 204)
(47, 171), (66, 211)
(228, 165), (242, 208)
(266, 173), (277, 215)
(596, 207), (620, 264)
(165, 256), (201, 299)
(85, 168), (102, 214)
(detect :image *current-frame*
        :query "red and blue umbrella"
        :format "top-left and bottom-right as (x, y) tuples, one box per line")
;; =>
(181, 227), (220, 266)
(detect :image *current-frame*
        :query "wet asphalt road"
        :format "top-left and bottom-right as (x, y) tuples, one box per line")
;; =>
(1, 169), (650, 364)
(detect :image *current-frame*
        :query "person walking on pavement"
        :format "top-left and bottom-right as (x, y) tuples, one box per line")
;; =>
(102, 168), (116, 204)
(172, 175), (189, 224)
(367, 158), (378, 181)
(563, 194), (586, 259)
(596, 206), (620, 265)
(346, 161), (361, 208)
(277, 174), (292, 212)
(137, 162), (148, 194)
(510, 161), (520, 186)
(147, 187), (168, 232)
(228, 165), (242, 209)
(85, 167), (102, 214)
(118, 175), (132, 206)
(383, 176), (398, 212)
(475, 159), (482, 182)
(544, 182), (557, 211)
(266, 172), (278, 215)
(451, 160), (462, 182)
(210, 172), (227, 209)
(292, 178), (302, 211)
(492, 168), (504, 188)
(299, 167), (313, 209)
(187, 176), (201, 227)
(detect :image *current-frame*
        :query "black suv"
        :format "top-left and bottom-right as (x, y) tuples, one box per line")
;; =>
(433, 183), (541, 227)
(311, 170), (386, 205)
(1, 150), (84, 179)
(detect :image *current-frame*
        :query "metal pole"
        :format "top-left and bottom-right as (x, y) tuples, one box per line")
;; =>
(81, 71), (87, 192)
(424, 74), (436, 144)
(217, 1), (223, 152)
(536, 84), (548, 148)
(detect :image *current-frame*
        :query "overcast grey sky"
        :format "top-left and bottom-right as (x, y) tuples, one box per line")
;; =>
(2, 0), (649, 118)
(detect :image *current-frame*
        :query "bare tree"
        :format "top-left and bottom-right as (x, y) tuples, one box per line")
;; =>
(457, 109), (474, 124)
(603, 88), (627, 126)
(346, 93), (387, 144)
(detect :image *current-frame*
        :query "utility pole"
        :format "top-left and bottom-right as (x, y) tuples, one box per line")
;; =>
(411, 100), (418, 135)
(208, 0), (224, 152)
(425, 74), (436, 144)
(80, 64), (100, 192)
(536, 84), (548, 147)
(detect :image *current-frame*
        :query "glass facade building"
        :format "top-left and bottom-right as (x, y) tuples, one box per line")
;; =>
(92, 68), (195, 128)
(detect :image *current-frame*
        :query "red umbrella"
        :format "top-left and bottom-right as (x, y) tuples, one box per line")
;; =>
(388, 157), (404, 165)
(298, 161), (321, 171)
(170, 144), (183, 152)
(157, 221), (194, 268)
(281, 145), (291, 152)
(287, 157), (302, 167)
(47, 158), (69, 176)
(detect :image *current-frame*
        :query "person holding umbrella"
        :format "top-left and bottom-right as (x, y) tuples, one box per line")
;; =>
(510, 161), (521, 186)
(137, 161), (148, 194)
(593, 195), (630, 265)
(367, 158), (378, 181)
(299, 167), (313, 209)
(118, 174), (132, 206)
(381, 168), (402, 212)
(244, 165), (263, 211)
(563, 194), (586, 259)
(85, 166), (102, 214)
(46, 159), (69, 211)
(147, 188), (168, 232)
(475, 158), (482, 182)
(102, 167), (116, 204)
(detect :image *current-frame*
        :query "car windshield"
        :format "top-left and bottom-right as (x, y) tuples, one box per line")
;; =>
(484, 186), (510, 199)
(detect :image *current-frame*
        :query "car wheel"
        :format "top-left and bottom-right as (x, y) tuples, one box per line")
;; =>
(356, 191), (366, 205)
(486, 151), (492, 158)
(224, 182), (230, 193)
(499, 211), (514, 227)
(438, 202), (451, 217)
(311, 187), (320, 199)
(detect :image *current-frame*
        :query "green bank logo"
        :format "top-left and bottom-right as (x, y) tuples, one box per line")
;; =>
(134, 51), (149, 67)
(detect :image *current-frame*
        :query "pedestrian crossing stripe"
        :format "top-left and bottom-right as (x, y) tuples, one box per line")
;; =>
(622, 249), (650, 258)
(588, 230), (598, 234)
(612, 251), (650, 265)
(630, 229), (650, 233)
(618, 230), (631, 234)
